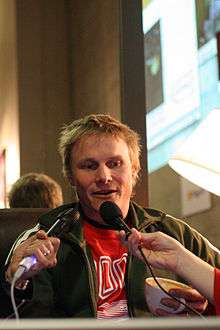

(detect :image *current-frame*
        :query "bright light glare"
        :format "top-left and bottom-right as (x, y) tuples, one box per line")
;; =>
(6, 144), (20, 187)
(169, 109), (220, 196)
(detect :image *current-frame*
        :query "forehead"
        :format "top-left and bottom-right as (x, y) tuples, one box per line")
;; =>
(71, 133), (130, 161)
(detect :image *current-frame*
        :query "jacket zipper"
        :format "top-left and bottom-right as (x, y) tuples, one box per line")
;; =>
(63, 235), (98, 318)
(79, 241), (98, 317)
(125, 253), (134, 317)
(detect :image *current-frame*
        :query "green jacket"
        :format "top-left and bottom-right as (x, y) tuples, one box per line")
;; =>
(11, 201), (220, 318)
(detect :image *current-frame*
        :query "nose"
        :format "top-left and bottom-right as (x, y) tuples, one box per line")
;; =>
(95, 165), (112, 184)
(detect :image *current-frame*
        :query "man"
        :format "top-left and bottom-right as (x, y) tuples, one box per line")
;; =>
(4, 114), (220, 318)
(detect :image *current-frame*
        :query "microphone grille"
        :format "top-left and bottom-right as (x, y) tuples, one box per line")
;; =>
(99, 201), (123, 225)
(54, 207), (80, 235)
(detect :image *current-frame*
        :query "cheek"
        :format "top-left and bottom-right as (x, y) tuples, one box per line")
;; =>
(118, 170), (133, 189)
(74, 172), (93, 192)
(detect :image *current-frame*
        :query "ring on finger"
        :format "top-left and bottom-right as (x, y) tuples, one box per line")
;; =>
(43, 249), (51, 256)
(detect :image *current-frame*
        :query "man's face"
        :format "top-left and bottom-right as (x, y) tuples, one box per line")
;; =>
(70, 134), (136, 223)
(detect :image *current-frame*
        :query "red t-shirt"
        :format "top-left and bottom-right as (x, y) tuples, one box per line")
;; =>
(214, 268), (220, 315)
(84, 220), (128, 319)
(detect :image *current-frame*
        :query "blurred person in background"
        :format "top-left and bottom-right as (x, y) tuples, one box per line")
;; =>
(8, 173), (63, 208)
(0, 173), (63, 318)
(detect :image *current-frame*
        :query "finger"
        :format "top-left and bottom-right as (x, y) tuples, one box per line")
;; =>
(119, 231), (127, 244)
(130, 228), (141, 237)
(186, 300), (208, 313)
(169, 288), (207, 302)
(128, 240), (144, 260)
(19, 233), (41, 248)
(155, 308), (188, 317)
(31, 258), (55, 272)
(26, 238), (53, 257)
(42, 248), (50, 256)
(32, 247), (57, 270)
(36, 237), (60, 256)
(128, 229), (142, 252)
(26, 236), (59, 259)
(38, 249), (53, 264)
(129, 228), (142, 245)
(50, 237), (60, 254)
(44, 239), (56, 254)
(161, 297), (182, 310)
(40, 238), (60, 261)
(128, 239), (139, 255)
(162, 296), (208, 314)
(35, 230), (48, 240)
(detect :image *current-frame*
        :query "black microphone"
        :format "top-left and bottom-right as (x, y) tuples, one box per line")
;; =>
(99, 201), (131, 238)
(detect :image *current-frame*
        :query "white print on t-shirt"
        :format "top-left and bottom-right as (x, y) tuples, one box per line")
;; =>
(94, 253), (128, 300)
(97, 300), (128, 319)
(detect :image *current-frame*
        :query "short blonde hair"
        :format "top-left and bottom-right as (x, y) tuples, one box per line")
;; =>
(59, 114), (142, 185)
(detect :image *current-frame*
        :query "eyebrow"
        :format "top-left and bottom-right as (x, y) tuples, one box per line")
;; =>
(78, 156), (123, 164)
(76, 158), (96, 165)
(78, 158), (96, 162)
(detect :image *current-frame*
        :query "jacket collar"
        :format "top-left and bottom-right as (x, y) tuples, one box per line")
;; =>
(38, 201), (164, 242)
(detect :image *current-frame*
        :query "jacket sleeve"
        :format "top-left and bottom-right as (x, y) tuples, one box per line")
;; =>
(158, 214), (220, 315)
(214, 268), (220, 315)
(17, 269), (56, 318)
(160, 214), (220, 268)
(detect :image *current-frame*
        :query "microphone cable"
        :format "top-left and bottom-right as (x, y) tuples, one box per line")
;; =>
(9, 207), (78, 320)
(99, 201), (207, 319)
(10, 275), (21, 320)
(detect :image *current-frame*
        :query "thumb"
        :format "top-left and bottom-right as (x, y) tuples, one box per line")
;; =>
(35, 230), (48, 240)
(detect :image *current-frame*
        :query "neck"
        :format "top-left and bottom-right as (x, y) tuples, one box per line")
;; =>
(79, 203), (106, 225)
(83, 215), (115, 229)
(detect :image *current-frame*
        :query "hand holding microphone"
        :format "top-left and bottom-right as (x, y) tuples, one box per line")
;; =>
(6, 230), (60, 284)
(99, 201), (182, 272)
(6, 207), (78, 285)
(99, 201), (208, 317)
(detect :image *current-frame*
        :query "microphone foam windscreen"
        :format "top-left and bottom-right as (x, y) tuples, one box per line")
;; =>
(99, 201), (123, 225)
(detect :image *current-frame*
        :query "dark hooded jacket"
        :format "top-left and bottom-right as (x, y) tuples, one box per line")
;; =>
(5, 201), (220, 318)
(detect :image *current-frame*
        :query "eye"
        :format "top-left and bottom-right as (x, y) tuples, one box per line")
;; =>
(107, 159), (122, 169)
(79, 161), (98, 170)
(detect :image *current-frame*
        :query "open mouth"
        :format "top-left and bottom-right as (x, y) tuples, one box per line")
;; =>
(92, 190), (117, 196)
